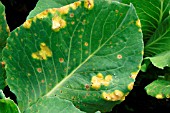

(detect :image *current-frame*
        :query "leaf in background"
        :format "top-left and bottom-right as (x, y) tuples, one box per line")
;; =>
(145, 79), (170, 99)
(0, 90), (20, 113)
(145, 15), (170, 57)
(3, 0), (143, 112)
(146, 51), (170, 69)
(25, 96), (84, 113)
(0, 1), (10, 90)
(27, 0), (82, 19)
(122, 0), (170, 41)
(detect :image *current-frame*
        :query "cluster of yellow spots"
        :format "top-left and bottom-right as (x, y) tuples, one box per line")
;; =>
(84, 0), (94, 10)
(102, 90), (125, 101)
(70, 1), (81, 10)
(32, 43), (52, 60)
(155, 93), (170, 99)
(36, 8), (57, 19)
(91, 73), (112, 90)
(136, 19), (142, 32)
(56, 1), (81, 14)
(52, 16), (66, 32)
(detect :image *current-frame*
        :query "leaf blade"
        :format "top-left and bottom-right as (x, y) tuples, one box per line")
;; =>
(145, 79), (170, 99)
(0, 1), (9, 90)
(3, 1), (143, 112)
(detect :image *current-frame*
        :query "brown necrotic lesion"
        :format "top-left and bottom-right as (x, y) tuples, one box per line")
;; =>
(32, 43), (52, 60)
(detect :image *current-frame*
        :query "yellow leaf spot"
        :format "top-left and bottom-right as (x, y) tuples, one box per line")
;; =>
(105, 75), (112, 81)
(102, 90), (124, 101)
(23, 19), (32, 29)
(71, 21), (75, 25)
(52, 16), (66, 32)
(84, 0), (94, 10)
(70, 13), (74, 18)
(32, 43), (52, 60)
(117, 54), (122, 59)
(141, 50), (144, 55)
(15, 32), (18, 37)
(136, 19), (141, 28)
(91, 73), (112, 90)
(84, 42), (88, 46)
(6, 25), (10, 36)
(59, 58), (64, 63)
(79, 35), (83, 38)
(130, 72), (138, 79)
(138, 28), (142, 32)
(128, 82), (134, 90)
(70, 1), (81, 10)
(156, 94), (163, 99)
(97, 73), (103, 78)
(37, 68), (42, 73)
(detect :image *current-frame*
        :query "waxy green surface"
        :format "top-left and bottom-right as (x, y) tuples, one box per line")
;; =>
(0, 1), (9, 90)
(3, 0), (143, 112)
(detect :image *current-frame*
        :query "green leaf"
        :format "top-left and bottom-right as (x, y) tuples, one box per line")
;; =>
(0, 90), (20, 113)
(0, 1), (9, 90)
(27, 0), (81, 19)
(146, 51), (170, 69)
(145, 79), (170, 99)
(122, 0), (170, 40)
(25, 96), (84, 113)
(3, 1), (143, 112)
(145, 15), (170, 56)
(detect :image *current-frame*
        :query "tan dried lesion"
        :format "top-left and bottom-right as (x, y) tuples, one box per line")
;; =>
(84, 0), (94, 10)
(102, 90), (125, 101)
(52, 16), (66, 32)
(91, 73), (112, 90)
(32, 43), (52, 60)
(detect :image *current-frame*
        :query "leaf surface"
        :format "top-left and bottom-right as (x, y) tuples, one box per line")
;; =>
(25, 96), (84, 113)
(0, 1), (9, 90)
(3, 0), (143, 112)
(145, 15), (170, 56)
(145, 79), (170, 99)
